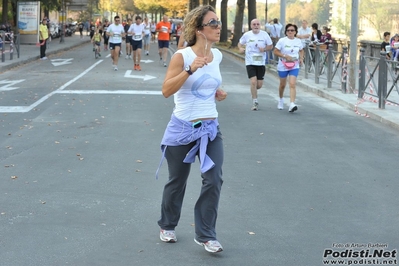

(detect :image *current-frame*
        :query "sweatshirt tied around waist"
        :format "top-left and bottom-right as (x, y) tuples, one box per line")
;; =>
(156, 114), (219, 179)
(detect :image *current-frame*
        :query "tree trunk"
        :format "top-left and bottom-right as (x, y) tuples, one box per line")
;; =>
(11, 1), (17, 28)
(220, 0), (228, 42)
(190, 0), (200, 11)
(209, 0), (216, 9)
(247, 0), (256, 31)
(2, 0), (8, 24)
(202, 0), (209, 6)
(231, 0), (245, 47)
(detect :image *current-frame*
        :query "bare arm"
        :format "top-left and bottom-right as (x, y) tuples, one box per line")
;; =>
(237, 42), (245, 53)
(162, 54), (189, 98)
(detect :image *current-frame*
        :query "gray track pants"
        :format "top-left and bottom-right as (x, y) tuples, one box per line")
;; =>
(158, 131), (224, 242)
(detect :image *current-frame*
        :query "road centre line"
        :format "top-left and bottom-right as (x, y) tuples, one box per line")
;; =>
(0, 60), (103, 113)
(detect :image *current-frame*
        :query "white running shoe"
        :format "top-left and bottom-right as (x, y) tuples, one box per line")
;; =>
(288, 102), (298, 112)
(125, 55), (129, 59)
(160, 229), (177, 243)
(251, 102), (259, 111)
(114, 66), (118, 71)
(194, 238), (223, 253)
(278, 99), (284, 110)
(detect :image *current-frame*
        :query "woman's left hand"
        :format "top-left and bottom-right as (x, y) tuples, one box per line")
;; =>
(215, 88), (227, 101)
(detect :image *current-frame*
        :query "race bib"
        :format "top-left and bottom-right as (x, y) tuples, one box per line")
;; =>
(133, 34), (142, 41)
(113, 33), (121, 42)
(161, 26), (168, 33)
(252, 53), (263, 64)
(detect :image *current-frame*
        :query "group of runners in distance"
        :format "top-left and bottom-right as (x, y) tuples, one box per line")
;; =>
(90, 15), (175, 71)
(90, 14), (303, 113)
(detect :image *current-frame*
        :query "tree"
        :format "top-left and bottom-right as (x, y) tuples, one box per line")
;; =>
(247, 0), (256, 30)
(2, 0), (8, 23)
(189, 0), (199, 11)
(231, 0), (244, 47)
(209, 0), (216, 9)
(219, 0), (228, 42)
(359, 0), (397, 40)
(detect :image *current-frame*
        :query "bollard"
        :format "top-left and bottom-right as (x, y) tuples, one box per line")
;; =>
(16, 33), (20, 58)
(377, 51), (387, 109)
(9, 32), (13, 60)
(315, 42), (320, 84)
(327, 44), (333, 88)
(1, 32), (5, 62)
(358, 48), (366, 99)
(341, 46), (348, 93)
(304, 40), (310, 79)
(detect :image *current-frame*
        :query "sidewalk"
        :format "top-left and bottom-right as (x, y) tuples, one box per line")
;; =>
(221, 48), (399, 131)
(0, 33), (90, 73)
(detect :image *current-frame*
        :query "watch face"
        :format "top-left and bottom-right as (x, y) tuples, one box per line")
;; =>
(185, 66), (190, 71)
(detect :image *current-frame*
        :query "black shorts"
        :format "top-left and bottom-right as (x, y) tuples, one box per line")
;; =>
(126, 35), (132, 44)
(131, 40), (143, 51)
(246, 65), (266, 80)
(158, 40), (169, 49)
(109, 42), (121, 50)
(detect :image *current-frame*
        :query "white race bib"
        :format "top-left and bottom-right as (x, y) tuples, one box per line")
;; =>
(252, 53), (263, 63)
(113, 33), (121, 42)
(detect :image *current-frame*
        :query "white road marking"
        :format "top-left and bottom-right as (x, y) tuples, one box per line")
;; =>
(51, 58), (73, 66)
(124, 70), (156, 81)
(0, 79), (25, 91)
(0, 60), (103, 113)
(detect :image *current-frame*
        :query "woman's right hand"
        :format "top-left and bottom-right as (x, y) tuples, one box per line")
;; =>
(191, 56), (209, 72)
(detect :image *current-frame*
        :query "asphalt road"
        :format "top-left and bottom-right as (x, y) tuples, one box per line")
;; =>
(1, 42), (399, 266)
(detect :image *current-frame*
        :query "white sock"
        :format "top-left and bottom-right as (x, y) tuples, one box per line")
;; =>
(253, 99), (258, 104)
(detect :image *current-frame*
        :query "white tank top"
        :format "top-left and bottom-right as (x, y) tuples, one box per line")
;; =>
(173, 47), (223, 121)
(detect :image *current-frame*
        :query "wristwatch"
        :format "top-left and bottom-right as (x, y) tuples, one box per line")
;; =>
(185, 65), (193, 75)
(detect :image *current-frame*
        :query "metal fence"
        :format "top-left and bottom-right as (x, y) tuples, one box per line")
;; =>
(0, 32), (20, 62)
(302, 41), (349, 93)
(299, 41), (399, 108)
(358, 49), (399, 108)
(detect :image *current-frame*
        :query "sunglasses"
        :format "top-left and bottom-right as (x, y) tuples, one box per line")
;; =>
(202, 19), (222, 29)
(286, 29), (296, 32)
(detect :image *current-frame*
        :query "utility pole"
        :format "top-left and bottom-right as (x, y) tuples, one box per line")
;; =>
(349, 0), (359, 94)
(280, 0), (286, 36)
(60, 0), (65, 43)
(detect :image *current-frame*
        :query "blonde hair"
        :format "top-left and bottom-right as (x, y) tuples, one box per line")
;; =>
(183, 5), (216, 46)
